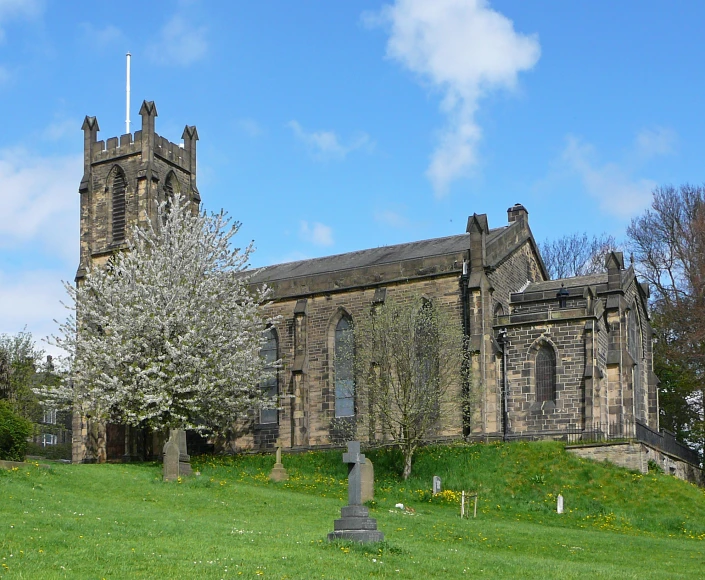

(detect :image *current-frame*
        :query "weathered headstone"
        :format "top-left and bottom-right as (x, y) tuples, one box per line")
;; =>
(360, 458), (374, 503)
(557, 494), (564, 514)
(433, 475), (442, 495)
(269, 444), (289, 482)
(163, 434), (180, 482)
(328, 441), (384, 543)
(175, 429), (192, 476)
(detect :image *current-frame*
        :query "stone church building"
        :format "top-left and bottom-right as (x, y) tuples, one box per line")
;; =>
(73, 102), (659, 462)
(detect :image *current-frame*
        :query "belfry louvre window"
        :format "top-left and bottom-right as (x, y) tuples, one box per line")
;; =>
(536, 346), (556, 402)
(112, 169), (127, 244)
(163, 172), (178, 217)
(259, 329), (278, 424)
(335, 317), (354, 417)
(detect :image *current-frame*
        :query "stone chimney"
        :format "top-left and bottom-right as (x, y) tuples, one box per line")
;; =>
(507, 203), (528, 224)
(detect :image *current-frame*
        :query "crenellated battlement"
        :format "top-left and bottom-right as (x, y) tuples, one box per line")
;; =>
(89, 130), (190, 171)
(82, 100), (198, 174)
(78, 99), (200, 283)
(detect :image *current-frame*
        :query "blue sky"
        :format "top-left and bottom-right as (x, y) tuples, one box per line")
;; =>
(1, 0), (704, 353)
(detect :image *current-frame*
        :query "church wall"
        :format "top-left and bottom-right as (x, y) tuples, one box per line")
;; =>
(233, 273), (467, 452)
(504, 318), (588, 434)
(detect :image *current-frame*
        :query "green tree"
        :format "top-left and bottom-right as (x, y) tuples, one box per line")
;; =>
(0, 331), (44, 422)
(352, 295), (469, 479)
(0, 400), (33, 461)
(628, 184), (705, 456)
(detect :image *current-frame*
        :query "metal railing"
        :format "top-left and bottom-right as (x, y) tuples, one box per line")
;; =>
(566, 419), (635, 445)
(635, 421), (700, 466)
(566, 419), (700, 466)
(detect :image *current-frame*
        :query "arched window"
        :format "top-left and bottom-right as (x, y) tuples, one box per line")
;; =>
(259, 328), (278, 424)
(334, 316), (354, 417)
(163, 172), (180, 216)
(536, 345), (556, 402)
(111, 167), (127, 244)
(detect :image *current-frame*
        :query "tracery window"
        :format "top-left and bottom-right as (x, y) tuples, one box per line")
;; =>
(536, 345), (556, 402)
(334, 316), (354, 417)
(259, 328), (278, 424)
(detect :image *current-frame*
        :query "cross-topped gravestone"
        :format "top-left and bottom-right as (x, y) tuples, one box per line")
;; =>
(328, 441), (384, 543)
(269, 441), (289, 482)
(343, 441), (365, 506)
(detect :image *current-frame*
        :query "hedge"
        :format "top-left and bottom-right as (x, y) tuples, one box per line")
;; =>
(0, 400), (33, 461)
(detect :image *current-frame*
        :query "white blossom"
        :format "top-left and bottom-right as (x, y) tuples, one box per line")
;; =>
(43, 194), (274, 435)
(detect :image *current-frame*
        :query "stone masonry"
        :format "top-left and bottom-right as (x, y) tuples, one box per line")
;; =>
(75, 103), (672, 476)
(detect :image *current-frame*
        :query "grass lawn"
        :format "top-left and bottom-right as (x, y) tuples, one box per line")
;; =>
(1, 442), (703, 579)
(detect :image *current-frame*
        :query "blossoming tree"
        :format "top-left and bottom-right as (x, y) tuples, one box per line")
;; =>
(47, 194), (273, 445)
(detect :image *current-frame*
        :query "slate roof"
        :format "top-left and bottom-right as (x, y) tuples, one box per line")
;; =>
(249, 227), (507, 283)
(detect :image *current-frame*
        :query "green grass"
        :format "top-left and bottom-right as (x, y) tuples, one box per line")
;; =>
(1, 441), (703, 579)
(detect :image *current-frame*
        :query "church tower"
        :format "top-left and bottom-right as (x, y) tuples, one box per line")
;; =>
(73, 101), (199, 463)
(76, 100), (200, 281)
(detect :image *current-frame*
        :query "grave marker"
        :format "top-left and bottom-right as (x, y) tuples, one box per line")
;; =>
(361, 458), (374, 503)
(269, 443), (289, 482)
(433, 475), (442, 495)
(163, 434), (180, 482)
(557, 494), (564, 514)
(327, 441), (384, 543)
(175, 429), (192, 476)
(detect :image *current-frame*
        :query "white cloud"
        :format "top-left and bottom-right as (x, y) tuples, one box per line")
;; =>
(0, 147), (81, 261)
(0, 268), (68, 357)
(288, 120), (372, 161)
(146, 14), (207, 67)
(300, 221), (334, 246)
(635, 127), (677, 158)
(0, 0), (42, 42)
(368, 0), (540, 195)
(562, 136), (654, 218)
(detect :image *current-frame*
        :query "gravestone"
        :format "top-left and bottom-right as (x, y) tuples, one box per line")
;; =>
(175, 429), (192, 476)
(269, 444), (289, 482)
(557, 494), (564, 514)
(360, 458), (374, 503)
(433, 475), (442, 495)
(163, 434), (180, 482)
(328, 441), (384, 543)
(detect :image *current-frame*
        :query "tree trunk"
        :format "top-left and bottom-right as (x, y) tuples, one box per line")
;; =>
(402, 447), (414, 480)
